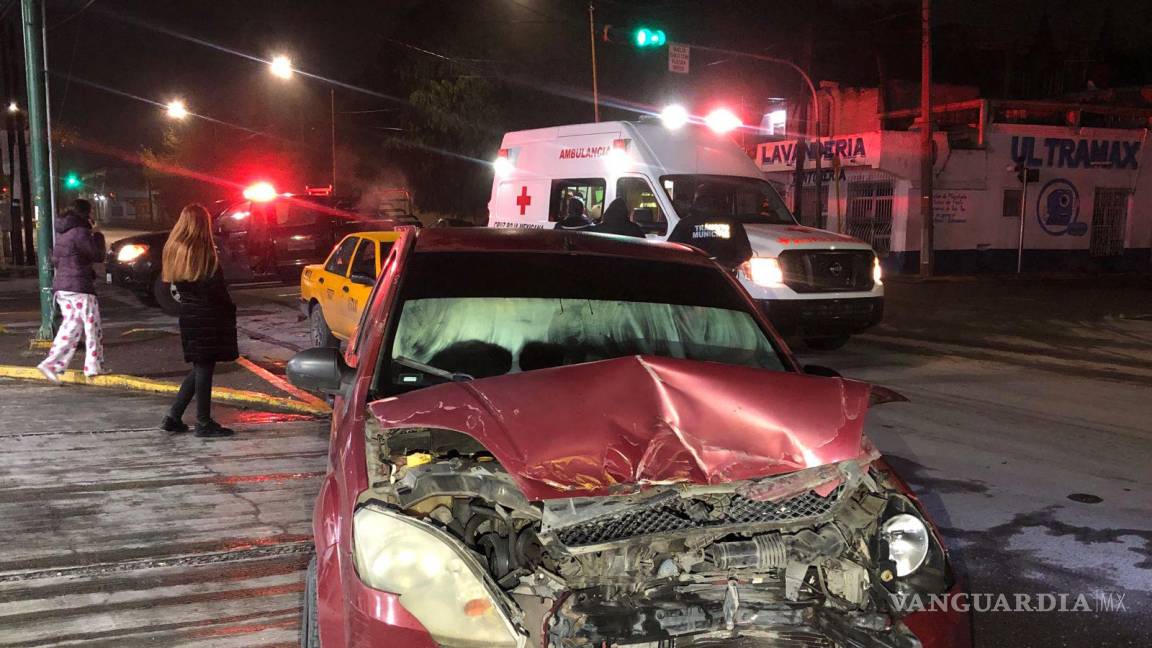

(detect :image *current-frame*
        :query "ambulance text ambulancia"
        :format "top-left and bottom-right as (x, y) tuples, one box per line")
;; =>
(487, 108), (884, 349)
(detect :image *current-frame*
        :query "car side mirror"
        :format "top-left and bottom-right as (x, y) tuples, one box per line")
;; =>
(350, 273), (374, 287)
(802, 364), (842, 378)
(287, 347), (354, 395)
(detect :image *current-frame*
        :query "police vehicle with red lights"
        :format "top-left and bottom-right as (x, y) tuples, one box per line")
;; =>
(105, 183), (417, 314)
(486, 108), (884, 349)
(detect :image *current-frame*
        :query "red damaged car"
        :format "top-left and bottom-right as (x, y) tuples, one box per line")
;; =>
(287, 228), (971, 648)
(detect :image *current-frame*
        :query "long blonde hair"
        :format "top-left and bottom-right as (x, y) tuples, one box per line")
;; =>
(162, 203), (218, 282)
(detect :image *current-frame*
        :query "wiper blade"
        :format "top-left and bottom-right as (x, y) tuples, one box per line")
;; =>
(395, 356), (474, 382)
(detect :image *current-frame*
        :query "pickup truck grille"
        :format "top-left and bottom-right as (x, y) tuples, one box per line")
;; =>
(555, 486), (844, 548)
(778, 250), (874, 293)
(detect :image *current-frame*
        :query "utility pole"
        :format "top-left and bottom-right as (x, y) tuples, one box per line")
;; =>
(330, 87), (336, 192)
(588, 2), (600, 122)
(1, 21), (24, 265)
(918, 0), (934, 277)
(21, 0), (54, 341)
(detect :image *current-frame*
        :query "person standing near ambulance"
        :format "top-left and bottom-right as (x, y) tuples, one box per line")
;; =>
(37, 199), (107, 383)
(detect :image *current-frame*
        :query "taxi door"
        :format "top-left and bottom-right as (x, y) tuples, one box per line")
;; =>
(334, 238), (377, 337)
(316, 236), (358, 335)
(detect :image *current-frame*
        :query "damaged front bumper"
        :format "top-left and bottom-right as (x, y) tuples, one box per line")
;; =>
(348, 442), (967, 648)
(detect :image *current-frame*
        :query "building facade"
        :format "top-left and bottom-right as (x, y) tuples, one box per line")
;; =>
(757, 97), (1152, 274)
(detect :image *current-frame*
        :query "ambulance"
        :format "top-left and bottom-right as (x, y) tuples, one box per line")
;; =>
(486, 117), (884, 349)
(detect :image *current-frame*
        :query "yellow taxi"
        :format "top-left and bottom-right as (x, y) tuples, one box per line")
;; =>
(301, 231), (402, 347)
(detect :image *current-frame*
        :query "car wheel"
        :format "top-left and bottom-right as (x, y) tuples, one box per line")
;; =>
(152, 276), (180, 316)
(301, 555), (321, 648)
(310, 305), (339, 348)
(803, 335), (851, 351)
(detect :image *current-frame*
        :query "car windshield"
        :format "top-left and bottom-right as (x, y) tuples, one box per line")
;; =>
(376, 252), (785, 393)
(661, 174), (795, 225)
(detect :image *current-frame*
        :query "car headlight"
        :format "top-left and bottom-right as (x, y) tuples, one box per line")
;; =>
(742, 257), (784, 287)
(881, 513), (929, 576)
(353, 505), (522, 648)
(872, 256), (883, 285)
(116, 243), (149, 263)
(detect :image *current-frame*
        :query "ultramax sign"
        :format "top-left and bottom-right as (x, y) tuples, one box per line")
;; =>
(1007, 134), (1143, 240)
(1010, 135), (1141, 170)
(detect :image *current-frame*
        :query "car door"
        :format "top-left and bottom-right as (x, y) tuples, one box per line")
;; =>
(271, 199), (336, 278)
(341, 238), (379, 339)
(346, 230), (414, 368)
(317, 236), (359, 334)
(215, 201), (259, 283)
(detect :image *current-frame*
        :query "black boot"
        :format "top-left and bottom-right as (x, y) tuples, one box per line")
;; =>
(160, 415), (189, 434)
(194, 420), (235, 438)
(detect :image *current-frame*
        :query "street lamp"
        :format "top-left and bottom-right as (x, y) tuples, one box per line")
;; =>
(7, 101), (17, 113)
(268, 54), (336, 191)
(270, 55), (294, 80)
(165, 99), (188, 120)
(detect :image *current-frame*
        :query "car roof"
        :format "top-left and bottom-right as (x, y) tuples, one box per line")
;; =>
(412, 227), (712, 266)
(350, 231), (405, 243)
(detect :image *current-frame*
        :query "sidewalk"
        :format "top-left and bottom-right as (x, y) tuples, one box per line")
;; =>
(0, 379), (327, 646)
(858, 273), (1152, 382)
(0, 278), (326, 415)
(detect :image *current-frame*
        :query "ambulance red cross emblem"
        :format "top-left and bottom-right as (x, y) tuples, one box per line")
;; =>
(516, 186), (532, 215)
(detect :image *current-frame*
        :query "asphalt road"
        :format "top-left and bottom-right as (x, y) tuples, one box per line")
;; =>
(794, 341), (1152, 647)
(0, 276), (1149, 646)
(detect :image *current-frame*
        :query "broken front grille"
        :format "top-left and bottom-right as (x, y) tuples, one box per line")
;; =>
(555, 487), (844, 548)
(778, 250), (875, 293)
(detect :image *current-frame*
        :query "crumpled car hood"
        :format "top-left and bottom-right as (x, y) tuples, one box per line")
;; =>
(369, 355), (874, 500)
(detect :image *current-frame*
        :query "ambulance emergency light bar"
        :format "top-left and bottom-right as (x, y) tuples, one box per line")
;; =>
(660, 104), (743, 134)
(243, 181), (278, 202)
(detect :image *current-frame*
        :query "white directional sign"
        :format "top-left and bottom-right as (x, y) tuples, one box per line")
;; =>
(668, 42), (690, 74)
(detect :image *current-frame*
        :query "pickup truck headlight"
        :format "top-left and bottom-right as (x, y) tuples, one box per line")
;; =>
(353, 505), (521, 647)
(742, 257), (784, 287)
(881, 513), (929, 576)
(873, 257), (883, 285)
(116, 243), (149, 263)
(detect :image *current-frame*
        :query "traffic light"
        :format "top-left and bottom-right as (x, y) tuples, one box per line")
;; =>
(601, 25), (668, 48)
(633, 27), (666, 48)
(64, 172), (81, 189)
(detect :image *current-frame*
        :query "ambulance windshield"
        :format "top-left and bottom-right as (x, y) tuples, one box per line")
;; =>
(661, 174), (795, 225)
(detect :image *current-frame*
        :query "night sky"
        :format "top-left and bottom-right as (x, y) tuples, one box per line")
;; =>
(21, 0), (1152, 210)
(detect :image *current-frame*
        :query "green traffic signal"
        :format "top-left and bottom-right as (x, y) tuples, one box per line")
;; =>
(634, 27), (666, 48)
(64, 173), (81, 189)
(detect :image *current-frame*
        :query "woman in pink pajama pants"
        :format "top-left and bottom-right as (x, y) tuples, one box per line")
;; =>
(37, 200), (107, 383)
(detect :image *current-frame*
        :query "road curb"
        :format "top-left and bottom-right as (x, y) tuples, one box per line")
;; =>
(0, 364), (331, 416)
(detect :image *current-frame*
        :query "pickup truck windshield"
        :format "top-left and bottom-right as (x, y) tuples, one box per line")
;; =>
(377, 252), (785, 392)
(661, 174), (796, 225)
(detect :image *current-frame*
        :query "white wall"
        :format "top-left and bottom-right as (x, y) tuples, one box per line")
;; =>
(765, 124), (1152, 256)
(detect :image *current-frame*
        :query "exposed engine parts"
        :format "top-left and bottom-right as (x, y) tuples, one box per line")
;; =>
(366, 426), (947, 648)
(705, 526), (846, 570)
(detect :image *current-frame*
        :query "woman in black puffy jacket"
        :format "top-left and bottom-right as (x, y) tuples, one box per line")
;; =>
(159, 203), (238, 438)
